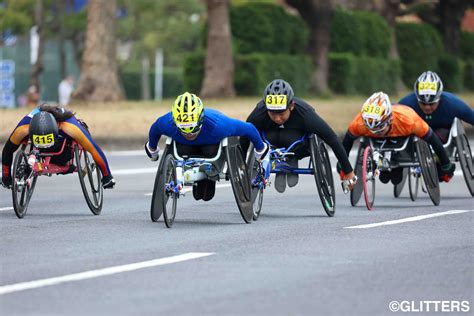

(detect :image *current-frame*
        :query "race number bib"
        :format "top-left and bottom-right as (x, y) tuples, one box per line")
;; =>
(418, 81), (437, 95)
(265, 95), (287, 110)
(362, 104), (383, 117)
(32, 133), (54, 148)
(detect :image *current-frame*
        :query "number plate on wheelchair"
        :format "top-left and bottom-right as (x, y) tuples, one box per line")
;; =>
(32, 133), (55, 148)
(265, 95), (287, 110)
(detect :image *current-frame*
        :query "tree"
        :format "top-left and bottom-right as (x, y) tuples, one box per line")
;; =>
(72, 0), (124, 102)
(29, 0), (44, 92)
(402, 0), (474, 55)
(286, 0), (332, 94)
(438, 0), (474, 54)
(200, 0), (235, 98)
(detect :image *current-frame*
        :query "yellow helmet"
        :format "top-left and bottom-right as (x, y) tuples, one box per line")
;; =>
(172, 92), (204, 135)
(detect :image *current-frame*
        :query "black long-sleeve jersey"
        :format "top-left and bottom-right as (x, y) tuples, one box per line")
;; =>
(243, 97), (353, 174)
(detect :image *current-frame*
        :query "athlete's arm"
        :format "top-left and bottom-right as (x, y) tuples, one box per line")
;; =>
(60, 116), (112, 177)
(2, 116), (31, 182)
(148, 116), (167, 150)
(451, 96), (474, 126)
(342, 131), (357, 157)
(225, 117), (265, 152)
(422, 129), (450, 166)
(240, 105), (262, 154)
(304, 110), (353, 174)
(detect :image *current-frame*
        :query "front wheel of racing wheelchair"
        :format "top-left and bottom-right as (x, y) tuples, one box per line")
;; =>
(150, 137), (254, 227)
(246, 135), (335, 218)
(351, 136), (440, 209)
(309, 135), (336, 217)
(453, 120), (474, 196)
(12, 144), (38, 219)
(74, 145), (103, 215)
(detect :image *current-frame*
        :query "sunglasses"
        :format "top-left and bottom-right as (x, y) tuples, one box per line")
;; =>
(181, 125), (202, 137)
(419, 101), (438, 106)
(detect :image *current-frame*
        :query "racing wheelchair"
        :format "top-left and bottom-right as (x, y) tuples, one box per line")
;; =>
(11, 138), (103, 218)
(443, 118), (473, 196)
(392, 118), (473, 198)
(246, 133), (335, 220)
(350, 136), (440, 210)
(150, 137), (254, 228)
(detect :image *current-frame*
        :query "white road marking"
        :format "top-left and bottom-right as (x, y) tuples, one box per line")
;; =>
(144, 183), (232, 196)
(344, 210), (472, 229)
(0, 207), (13, 212)
(0, 252), (214, 296)
(106, 150), (143, 157)
(114, 167), (156, 175)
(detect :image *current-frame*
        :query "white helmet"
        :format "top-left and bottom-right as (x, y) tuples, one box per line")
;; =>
(414, 71), (443, 104)
(361, 92), (392, 134)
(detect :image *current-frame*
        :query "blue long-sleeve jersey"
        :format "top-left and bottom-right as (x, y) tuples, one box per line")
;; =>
(148, 108), (265, 151)
(399, 92), (474, 129)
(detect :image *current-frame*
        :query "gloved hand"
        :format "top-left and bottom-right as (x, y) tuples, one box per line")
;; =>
(1, 176), (12, 189)
(145, 142), (160, 161)
(439, 162), (455, 183)
(255, 143), (271, 179)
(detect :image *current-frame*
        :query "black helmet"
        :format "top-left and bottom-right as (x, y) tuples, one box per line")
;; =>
(29, 111), (59, 148)
(263, 79), (294, 112)
(414, 71), (443, 104)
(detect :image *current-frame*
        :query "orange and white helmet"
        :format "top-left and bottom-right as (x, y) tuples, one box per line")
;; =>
(361, 92), (392, 134)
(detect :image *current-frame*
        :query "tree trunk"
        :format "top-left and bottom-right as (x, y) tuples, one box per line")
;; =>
(72, 0), (124, 102)
(200, 0), (235, 98)
(439, 0), (471, 55)
(30, 0), (44, 92)
(286, 0), (332, 94)
(57, 0), (66, 79)
(376, 0), (406, 91)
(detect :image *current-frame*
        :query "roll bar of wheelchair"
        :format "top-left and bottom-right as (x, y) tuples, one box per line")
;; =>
(168, 136), (227, 162)
(443, 117), (460, 149)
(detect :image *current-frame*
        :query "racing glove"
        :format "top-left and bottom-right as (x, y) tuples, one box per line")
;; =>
(439, 162), (455, 183)
(255, 143), (271, 179)
(145, 142), (160, 161)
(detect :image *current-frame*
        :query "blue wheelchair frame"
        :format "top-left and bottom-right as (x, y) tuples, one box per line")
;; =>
(262, 133), (315, 175)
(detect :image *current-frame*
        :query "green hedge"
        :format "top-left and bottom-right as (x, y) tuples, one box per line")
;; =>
(463, 59), (474, 91)
(121, 67), (184, 100)
(460, 31), (474, 60)
(330, 9), (390, 58)
(229, 3), (309, 54)
(437, 55), (464, 92)
(328, 53), (400, 94)
(396, 22), (443, 87)
(184, 52), (312, 95)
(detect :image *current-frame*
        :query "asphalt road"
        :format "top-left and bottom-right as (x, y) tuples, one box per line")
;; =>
(0, 149), (473, 315)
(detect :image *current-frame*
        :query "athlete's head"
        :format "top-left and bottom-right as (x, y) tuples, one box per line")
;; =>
(172, 92), (204, 141)
(361, 92), (392, 135)
(29, 111), (59, 148)
(414, 71), (443, 115)
(263, 79), (295, 125)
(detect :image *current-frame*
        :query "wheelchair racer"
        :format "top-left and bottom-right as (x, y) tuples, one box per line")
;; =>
(399, 71), (473, 143)
(145, 92), (270, 202)
(242, 79), (357, 193)
(1, 103), (115, 189)
(342, 92), (455, 184)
